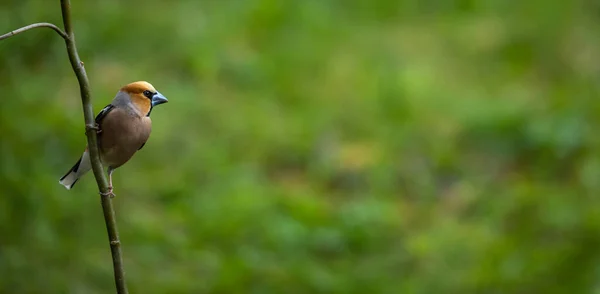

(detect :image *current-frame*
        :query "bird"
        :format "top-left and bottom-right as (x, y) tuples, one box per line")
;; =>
(59, 81), (168, 197)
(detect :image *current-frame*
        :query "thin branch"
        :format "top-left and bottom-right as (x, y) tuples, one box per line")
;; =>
(59, 1), (129, 293)
(0, 2), (129, 294)
(0, 22), (68, 41)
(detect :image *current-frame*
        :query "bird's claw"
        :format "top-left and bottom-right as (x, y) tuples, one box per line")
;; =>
(86, 123), (102, 134)
(100, 186), (116, 198)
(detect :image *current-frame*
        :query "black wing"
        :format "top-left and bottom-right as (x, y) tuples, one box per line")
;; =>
(95, 104), (115, 124)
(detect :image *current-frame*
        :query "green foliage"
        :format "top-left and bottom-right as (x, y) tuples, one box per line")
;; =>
(1, 0), (600, 293)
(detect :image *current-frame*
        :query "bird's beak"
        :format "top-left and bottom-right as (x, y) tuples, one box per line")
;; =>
(151, 91), (168, 107)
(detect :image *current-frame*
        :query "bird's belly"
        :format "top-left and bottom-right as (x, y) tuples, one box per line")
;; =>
(101, 145), (137, 168)
(100, 129), (149, 168)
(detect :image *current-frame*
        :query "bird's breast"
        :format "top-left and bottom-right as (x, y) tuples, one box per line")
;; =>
(98, 110), (152, 168)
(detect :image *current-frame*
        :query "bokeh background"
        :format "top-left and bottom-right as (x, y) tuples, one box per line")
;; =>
(1, 0), (600, 293)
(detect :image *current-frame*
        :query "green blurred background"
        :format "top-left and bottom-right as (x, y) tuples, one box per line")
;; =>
(1, 0), (600, 293)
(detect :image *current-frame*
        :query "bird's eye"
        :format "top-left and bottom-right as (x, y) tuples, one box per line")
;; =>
(143, 90), (153, 99)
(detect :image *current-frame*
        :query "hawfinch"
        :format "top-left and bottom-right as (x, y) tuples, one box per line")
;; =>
(59, 81), (168, 196)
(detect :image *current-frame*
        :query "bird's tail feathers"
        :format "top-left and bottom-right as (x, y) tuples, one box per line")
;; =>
(59, 149), (92, 190)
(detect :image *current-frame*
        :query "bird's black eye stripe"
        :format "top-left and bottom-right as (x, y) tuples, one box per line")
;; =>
(143, 90), (154, 99)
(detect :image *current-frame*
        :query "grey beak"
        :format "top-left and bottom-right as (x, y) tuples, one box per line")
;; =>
(151, 91), (168, 107)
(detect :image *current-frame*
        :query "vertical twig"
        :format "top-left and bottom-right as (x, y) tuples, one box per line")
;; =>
(59, 1), (128, 293)
(0, 1), (129, 293)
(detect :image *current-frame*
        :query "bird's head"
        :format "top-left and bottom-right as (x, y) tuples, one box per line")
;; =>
(120, 81), (168, 116)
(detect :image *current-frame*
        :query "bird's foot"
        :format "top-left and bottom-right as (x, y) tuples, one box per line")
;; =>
(85, 123), (102, 134)
(100, 186), (116, 198)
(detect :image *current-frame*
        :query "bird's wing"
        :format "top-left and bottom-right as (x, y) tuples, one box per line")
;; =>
(95, 104), (115, 125)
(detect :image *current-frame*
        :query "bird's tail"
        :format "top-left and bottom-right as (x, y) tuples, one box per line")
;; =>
(59, 148), (92, 190)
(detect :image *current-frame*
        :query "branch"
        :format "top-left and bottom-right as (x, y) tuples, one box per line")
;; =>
(1, 2), (129, 293)
(0, 22), (68, 41)
(59, 1), (129, 293)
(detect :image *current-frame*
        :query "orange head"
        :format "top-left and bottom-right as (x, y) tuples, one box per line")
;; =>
(120, 81), (168, 116)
